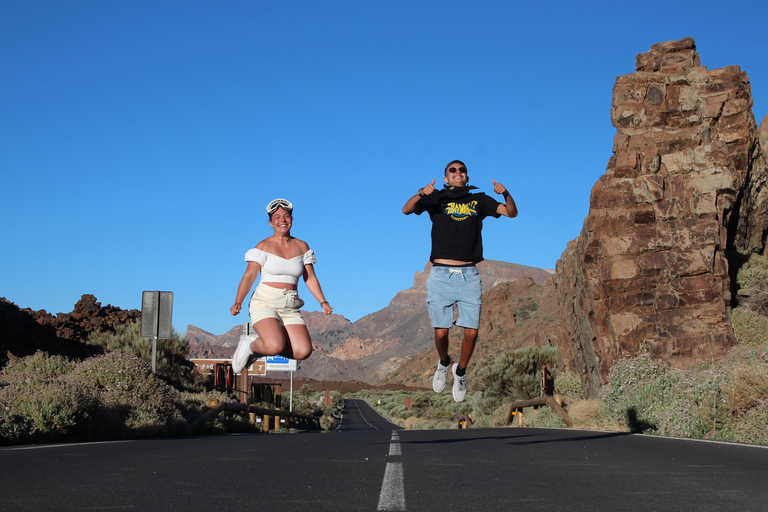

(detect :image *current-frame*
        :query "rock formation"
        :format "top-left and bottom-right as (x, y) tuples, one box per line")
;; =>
(0, 294), (140, 366)
(555, 38), (768, 398)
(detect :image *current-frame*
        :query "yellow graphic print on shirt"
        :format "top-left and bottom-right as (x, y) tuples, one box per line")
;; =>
(443, 200), (478, 221)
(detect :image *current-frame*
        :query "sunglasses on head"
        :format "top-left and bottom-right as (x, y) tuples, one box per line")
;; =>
(266, 198), (293, 214)
(448, 166), (467, 174)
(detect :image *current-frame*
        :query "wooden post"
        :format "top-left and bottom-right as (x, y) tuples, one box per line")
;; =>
(240, 367), (249, 404)
(263, 414), (270, 432)
(506, 397), (573, 428)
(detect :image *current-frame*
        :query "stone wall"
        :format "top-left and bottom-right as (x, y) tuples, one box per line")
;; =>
(554, 38), (768, 398)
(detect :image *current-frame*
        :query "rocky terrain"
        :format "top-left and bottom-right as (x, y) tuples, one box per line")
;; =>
(554, 38), (767, 398)
(187, 259), (553, 384)
(0, 294), (140, 367)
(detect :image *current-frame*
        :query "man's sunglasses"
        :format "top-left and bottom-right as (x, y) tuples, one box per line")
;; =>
(448, 167), (467, 174)
(266, 198), (293, 214)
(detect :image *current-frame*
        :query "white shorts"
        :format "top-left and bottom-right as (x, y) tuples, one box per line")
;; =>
(248, 283), (306, 326)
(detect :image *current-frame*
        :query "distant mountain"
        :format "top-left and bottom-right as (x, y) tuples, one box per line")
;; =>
(384, 275), (562, 389)
(187, 260), (554, 384)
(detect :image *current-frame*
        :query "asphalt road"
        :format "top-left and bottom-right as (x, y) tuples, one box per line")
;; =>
(1, 399), (767, 511)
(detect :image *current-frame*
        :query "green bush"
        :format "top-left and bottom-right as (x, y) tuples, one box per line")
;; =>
(472, 347), (557, 415)
(731, 307), (768, 346)
(736, 253), (768, 289)
(600, 355), (708, 437)
(87, 322), (205, 392)
(599, 352), (768, 442)
(554, 371), (585, 400)
(0, 351), (187, 445)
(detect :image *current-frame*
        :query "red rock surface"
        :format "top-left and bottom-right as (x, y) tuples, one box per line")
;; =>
(554, 38), (768, 398)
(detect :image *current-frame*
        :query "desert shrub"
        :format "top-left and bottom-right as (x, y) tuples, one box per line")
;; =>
(320, 414), (339, 431)
(472, 347), (558, 415)
(0, 351), (190, 445)
(736, 252), (768, 289)
(72, 352), (187, 438)
(602, 355), (702, 436)
(1, 352), (75, 380)
(731, 307), (768, 347)
(555, 371), (585, 401)
(287, 388), (342, 431)
(601, 355), (748, 438)
(489, 403), (511, 427)
(567, 399), (625, 431)
(718, 367), (768, 418)
(526, 405), (568, 428)
(87, 322), (203, 391)
(0, 352), (126, 444)
(402, 416), (421, 429)
(718, 400), (768, 444)
(0, 400), (37, 444)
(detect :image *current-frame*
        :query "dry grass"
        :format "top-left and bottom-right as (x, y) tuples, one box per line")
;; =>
(567, 399), (627, 431)
(720, 367), (768, 417)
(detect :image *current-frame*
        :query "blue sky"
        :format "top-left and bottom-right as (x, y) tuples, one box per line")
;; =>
(2, 1), (767, 336)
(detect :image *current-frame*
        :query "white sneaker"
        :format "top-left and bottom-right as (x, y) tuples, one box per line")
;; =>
(232, 335), (256, 373)
(432, 357), (452, 393)
(452, 363), (467, 403)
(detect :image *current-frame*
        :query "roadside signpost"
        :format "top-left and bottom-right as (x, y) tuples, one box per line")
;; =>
(140, 291), (173, 374)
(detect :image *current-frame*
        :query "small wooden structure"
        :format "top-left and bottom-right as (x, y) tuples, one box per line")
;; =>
(505, 368), (573, 428)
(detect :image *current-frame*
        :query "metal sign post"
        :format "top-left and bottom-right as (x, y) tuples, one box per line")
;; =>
(140, 291), (174, 374)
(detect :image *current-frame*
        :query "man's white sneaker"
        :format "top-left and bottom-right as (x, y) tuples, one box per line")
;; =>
(432, 357), (452, 393)
(452, 363), (467, 403)
(232, 335), (256, 373)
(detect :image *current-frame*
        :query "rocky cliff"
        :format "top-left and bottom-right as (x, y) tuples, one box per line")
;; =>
(554, 38), (768, 398)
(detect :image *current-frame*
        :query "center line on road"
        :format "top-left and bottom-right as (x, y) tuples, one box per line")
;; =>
(377, 462), (405, 511)
(389, 432), (402, 456)
(378, 431), (405, 511)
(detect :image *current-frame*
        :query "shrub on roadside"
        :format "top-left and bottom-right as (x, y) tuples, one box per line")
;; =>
(0, 351), (187, 446)
(731, 307), (768, 346)
(87, 322), (205, 392)
(472, 347), (557, 415)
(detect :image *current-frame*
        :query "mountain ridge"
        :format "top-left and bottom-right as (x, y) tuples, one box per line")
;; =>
(187, 259), (553, 383)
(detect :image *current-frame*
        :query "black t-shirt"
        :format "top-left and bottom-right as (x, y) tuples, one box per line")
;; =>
(414, 186), (502, 263)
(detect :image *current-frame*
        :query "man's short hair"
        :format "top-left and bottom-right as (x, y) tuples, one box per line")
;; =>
(445, 159), (467, 176)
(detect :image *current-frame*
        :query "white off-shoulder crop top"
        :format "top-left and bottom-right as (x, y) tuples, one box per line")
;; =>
(244, 248), (316, 285)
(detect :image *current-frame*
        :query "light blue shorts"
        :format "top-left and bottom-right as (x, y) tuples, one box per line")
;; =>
(426, 265), (482, 329)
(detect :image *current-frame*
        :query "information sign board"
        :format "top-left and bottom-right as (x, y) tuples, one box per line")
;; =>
(265, 355), (297, 371)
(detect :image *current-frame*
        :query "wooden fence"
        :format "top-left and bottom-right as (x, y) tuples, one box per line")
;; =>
(190, 399), (320, 433)
(189, 361), (321, 433)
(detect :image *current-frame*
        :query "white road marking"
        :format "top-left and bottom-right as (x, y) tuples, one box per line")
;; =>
(378, 430), (405, 510)
(389, 432), (402, 456)
(377, 462), (405, 511)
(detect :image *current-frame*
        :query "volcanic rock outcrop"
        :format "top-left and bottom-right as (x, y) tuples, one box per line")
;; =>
(0, 294), (141, 366)
(555, 38), (768, 398)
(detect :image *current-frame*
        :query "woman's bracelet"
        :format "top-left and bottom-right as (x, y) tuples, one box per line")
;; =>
(321, 301), (329, 305)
